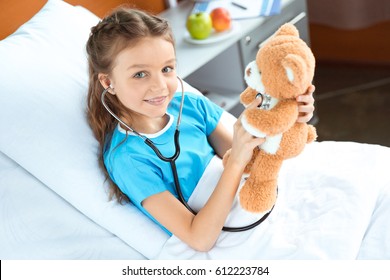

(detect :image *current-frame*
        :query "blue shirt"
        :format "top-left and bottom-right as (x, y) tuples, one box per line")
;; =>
(103, 91), (223, 234)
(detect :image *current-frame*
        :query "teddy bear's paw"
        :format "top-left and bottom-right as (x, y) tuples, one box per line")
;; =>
(241, 114), (266, 138)
(307, 125), (317, 143)
(243, 164), (252, 175)
(239, 181), (277, 213)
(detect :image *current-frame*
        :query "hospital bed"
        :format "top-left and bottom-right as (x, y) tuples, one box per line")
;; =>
(1, 0), (389, 260)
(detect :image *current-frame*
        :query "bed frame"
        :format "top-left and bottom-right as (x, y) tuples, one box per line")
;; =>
(0, 0), (167, 40)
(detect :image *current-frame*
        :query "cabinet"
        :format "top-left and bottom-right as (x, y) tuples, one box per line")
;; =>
(160, 0), (310, 117)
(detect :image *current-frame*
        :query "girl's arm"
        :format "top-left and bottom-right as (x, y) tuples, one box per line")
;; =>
(143, 98), (264, 252)
(207, 119), (233, 159)
(143, 86), (316, 252)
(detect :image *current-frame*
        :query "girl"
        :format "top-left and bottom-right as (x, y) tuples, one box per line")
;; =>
(86, 7), (315, 252)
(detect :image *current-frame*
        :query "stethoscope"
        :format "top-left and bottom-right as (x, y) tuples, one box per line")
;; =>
(101, 76), (273, 232)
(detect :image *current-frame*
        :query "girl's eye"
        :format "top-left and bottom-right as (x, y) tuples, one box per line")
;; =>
(162, 66), (174, 73)
(133, 72), (146, 78)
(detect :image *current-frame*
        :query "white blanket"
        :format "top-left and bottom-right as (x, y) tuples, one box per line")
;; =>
(157, 141), (390, 259)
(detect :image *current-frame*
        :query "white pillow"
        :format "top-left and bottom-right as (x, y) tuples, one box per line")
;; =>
(0, 0), (170, 258)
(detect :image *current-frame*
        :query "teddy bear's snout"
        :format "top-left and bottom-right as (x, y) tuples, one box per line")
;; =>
(244, 61), (265, 95)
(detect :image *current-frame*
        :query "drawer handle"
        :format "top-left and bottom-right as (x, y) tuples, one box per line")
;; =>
(245, 36), (252, 45)
(257, 12), (307, 49)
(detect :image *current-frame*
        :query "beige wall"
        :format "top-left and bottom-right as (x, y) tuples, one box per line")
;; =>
(0, 0), (168, 40)
(307, 0), (390, 64)
(307, 0), (390, 29)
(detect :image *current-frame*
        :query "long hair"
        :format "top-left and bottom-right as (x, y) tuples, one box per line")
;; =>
(86, 7), (175, 203)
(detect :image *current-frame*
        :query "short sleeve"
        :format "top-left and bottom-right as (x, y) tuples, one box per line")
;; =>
(182, 92), (224, 136)
(107, 150), (169, 208)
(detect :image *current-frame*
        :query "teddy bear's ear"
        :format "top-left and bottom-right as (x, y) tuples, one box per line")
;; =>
(275, 23), (299, 38)
(282, 54), (306, 89)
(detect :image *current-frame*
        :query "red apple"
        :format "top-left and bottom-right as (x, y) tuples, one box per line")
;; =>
(210, 7), (232, 32)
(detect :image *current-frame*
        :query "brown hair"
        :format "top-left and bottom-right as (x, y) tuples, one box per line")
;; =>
(86, 7), (175, 203)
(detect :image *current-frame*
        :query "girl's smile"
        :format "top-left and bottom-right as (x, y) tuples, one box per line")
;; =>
(144, 95), (168, 106)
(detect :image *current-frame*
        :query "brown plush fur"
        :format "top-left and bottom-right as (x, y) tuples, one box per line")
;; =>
(223, 23), (317, 213)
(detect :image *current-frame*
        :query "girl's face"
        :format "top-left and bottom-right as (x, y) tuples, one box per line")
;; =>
(106, 37), (178, 131)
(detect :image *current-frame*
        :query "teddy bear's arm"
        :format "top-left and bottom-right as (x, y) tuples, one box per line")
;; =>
(243, 99), (298, 136)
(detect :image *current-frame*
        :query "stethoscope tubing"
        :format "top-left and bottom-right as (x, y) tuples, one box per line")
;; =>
(101, 77), (272, 232)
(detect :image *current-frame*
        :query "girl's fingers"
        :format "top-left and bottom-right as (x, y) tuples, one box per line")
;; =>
(298, 103), (315, 113)
(297, 84), (315, 104)
(297, 111), (314, 123)
(306, 84), (315, 95)
(247, 95), (263, 109)
(296, 84), (315, 123)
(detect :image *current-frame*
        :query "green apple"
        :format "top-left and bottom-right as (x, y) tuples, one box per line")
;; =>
(186, 12), (212, 40)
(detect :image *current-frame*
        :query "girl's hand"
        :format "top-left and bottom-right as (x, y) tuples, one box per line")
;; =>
(296, 84), (315, 123)
(228, 98), (265, 170)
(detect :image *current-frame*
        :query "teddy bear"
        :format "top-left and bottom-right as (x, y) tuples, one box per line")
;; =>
(223, 23), (317, 213)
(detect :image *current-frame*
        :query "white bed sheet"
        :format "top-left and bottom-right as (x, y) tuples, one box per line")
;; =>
(3, 140), (388, 260)
(2, 140), (390, 260)
(157, 141), (390, 260)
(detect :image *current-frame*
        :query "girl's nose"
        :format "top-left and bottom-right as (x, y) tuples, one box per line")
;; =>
(150, 73), (168, 91)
